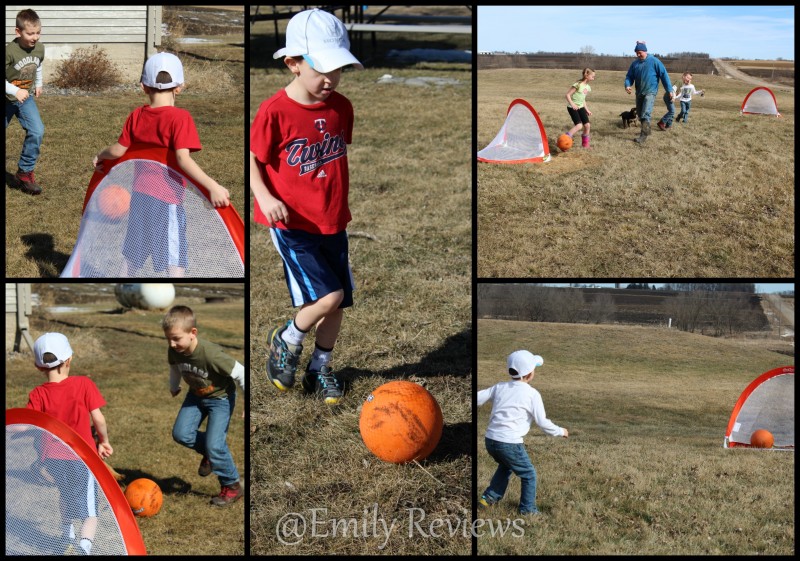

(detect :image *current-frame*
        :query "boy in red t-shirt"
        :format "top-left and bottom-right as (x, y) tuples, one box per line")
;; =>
(26, 332), (112, 555)
(92, 52), (231, 276)
(250, 9), (363, 405)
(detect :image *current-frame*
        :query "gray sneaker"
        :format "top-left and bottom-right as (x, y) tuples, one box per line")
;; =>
(302, 364), (343, 405)
(266, 323), (302, 391)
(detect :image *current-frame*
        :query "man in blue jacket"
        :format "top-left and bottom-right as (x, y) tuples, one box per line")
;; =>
(624, 41), (673, 144)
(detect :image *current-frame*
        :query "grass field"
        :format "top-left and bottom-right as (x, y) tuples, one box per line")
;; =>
(5, 284), (245, 555)
(249, 8), (472, 555)
(477, 318), (794, 554)
(477, 68), (794, 277)
(5, 15), (245, 278)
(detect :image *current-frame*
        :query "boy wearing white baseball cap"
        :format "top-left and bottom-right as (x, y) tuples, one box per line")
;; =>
(478, 350), (569, 515)
(250, 9), (363, 404)
(92, 51), (231, 276)
(28, 332), (112, 554)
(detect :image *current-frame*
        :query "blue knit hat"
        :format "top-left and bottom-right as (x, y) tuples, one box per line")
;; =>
(635, 41), (647, 52)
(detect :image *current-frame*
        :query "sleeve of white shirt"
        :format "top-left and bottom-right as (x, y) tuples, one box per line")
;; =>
(230, 361), (245, 392)
(530, 391), (565, 437)
(6, 80), (20, 97)
(35, 65), (42, 89)
(169, 365), (181, 392)
(477, 386), (494, 407)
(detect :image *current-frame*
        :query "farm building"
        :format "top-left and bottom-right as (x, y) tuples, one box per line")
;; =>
(5, 5), (162, 83)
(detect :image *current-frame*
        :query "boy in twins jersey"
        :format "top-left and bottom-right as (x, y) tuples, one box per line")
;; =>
(249, 8), (363, 405)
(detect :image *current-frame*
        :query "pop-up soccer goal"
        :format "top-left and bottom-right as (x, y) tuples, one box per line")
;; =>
(724, 365), (794, 449)
(6, 408), (147, 555)
(478, 98), (551, 163)
(740, 86), (781, 117)
(61, 144), (245, 278)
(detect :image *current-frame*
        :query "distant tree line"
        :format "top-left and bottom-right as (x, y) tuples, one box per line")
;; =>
(478, 284), (766, 336)
(477, 52), (716, 74)
(662, 283), (755, 293)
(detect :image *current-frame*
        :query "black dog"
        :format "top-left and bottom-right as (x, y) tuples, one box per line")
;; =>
(620, 107), (638, 128)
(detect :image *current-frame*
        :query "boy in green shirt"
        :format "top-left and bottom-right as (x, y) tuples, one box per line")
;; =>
(5, 8), (45, 194)
(163, 305), (245, 506)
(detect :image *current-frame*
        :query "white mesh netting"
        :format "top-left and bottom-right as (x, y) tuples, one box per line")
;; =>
(6, 423), (130, 555)
(741, 88), (779, 115)
(61, 159), (243, 278)
(728, 373), (794, 447)
(478, 101), (548, 163)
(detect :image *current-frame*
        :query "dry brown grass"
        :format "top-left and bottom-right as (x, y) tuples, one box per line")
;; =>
(477, 319), (794, 554)
(477, 68), (794, 277)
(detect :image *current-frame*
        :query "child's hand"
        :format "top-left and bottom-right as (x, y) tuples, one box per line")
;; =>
(34, 87), (42, 98)
(15, 89), (29, 102)
(262, 198), (290, 226)
(98, 442), (113, 458)
(562, 428), (569, 438)
(92, 155), (104, 172)
(586, 109), (592, 116)
(171, 388), (181, 397)
(210, 185), (230, 208)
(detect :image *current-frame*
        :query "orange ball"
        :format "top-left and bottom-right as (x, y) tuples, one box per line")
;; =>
(359, 381), (443, 464)
(557, 134), (573, 152)
(96, 184), (131, 220)
(124, 478), (163, 517)
(750, 429), (774, 448)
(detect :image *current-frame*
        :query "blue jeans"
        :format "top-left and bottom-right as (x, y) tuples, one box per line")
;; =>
(172, 391), (239, 486)
(483, 437), (538, 514)
(5, 96), (45, 171)
(661, 91), (675, 127)
(635, 92), (656, 124)
(678, 100), (691, 122)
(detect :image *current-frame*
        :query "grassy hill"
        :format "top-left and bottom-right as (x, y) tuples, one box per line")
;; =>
(477, 68), (794, 277)
(477, 319), (794, 554)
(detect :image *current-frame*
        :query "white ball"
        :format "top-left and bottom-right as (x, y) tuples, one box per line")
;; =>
(115, 283), (175, 310)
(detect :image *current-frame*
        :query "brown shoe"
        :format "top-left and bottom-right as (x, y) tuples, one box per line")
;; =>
(198, 455), (212, 477)
(211, 482), (243, 506)
(15, 169), (42, 195)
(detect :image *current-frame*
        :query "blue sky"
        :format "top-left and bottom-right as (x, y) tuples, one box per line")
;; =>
(478, 6), (794, 59)
(544, 283), (793, 294)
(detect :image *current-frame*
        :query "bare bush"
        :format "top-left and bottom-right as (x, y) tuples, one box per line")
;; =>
(52, 46), (122, 91)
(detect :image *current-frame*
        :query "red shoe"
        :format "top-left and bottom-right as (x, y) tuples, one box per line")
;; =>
(14, 169), (42, 195)
(211, 482), (243, 506)
(657, 121), (667, 131)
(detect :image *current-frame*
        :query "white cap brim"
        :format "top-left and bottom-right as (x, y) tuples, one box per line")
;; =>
(274, 48), (363, 73)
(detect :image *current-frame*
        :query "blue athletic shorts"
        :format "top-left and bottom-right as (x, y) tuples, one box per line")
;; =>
(270, 228), (354, 308)
(43, 458), (99, 519)
(123, 191), (188, 272)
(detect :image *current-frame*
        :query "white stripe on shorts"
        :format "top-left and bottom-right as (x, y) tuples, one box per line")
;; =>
(270, 228), (305, 306)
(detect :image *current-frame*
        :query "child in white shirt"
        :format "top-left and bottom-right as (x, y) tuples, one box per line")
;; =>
(478, 350), (568, 515)
(675, 71), (704, 123)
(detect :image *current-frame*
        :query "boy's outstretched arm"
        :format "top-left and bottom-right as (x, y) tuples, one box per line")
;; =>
(175, 148), (230, 208)
(90, 408), (113, 458)
(93, 142), (128, 171)
(249, 151), (289, 226)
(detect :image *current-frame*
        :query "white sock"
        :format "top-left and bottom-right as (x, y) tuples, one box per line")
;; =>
(63, 523), (75, 540)
(309, 345), (333, 371)
(79, 538), (92, 554)
(281, 320), (307, 347)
